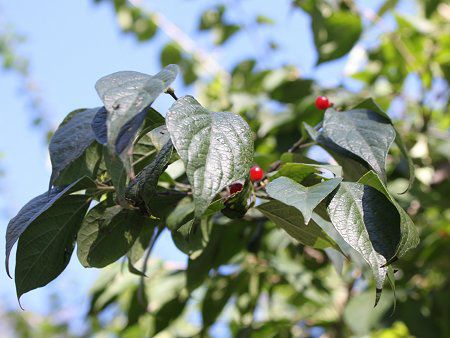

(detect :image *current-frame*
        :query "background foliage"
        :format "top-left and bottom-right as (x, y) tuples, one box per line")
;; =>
(1, 0), (449, 337)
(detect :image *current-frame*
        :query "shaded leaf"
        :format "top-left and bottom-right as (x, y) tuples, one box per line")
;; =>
(77, 202), (147, 268)
(49, 108), (103, 186)
(5, 177), (95, 277)
(15, 194), (92, 300)
(91, 106), (108, 145)
(358, 171), (419, 259)
(257, 200), (340, 251)
(125, 140), (174, 206)
(327, 182), (401, 303)
(166, 96), (254, 218)
(127, 221), (158, 275)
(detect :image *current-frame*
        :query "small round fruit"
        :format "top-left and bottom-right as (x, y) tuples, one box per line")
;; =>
(315, 96), (330, 110)
(250, 165), (264, 182)
(229, 182), (243, 195)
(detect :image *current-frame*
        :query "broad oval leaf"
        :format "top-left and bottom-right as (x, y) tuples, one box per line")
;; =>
(5, 177), (96, 278)
(353, 98), (415, 191)
(319, 108), (396, 182)
(358, 171), (419, 259)
(166, 96), (254, 218)
(327, 182), (401, 303)
(257, 200), (340, 251)
(95, 65), (178, 154)
(77, 203), (147, 268)
(15, 194), (92, 302)
(49, 107), (103, 186)
(266, 177), (342, 224)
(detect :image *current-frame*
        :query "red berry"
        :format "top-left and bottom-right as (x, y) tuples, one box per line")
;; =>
(315, 96), (330, 110)
(229, 182), (243, 195)
(250, 165), (264, 182)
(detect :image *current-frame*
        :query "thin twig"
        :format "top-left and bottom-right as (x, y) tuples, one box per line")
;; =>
(165, 87), (178, 100)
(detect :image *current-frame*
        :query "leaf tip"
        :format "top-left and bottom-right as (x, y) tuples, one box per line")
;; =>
(374, 288), (383, 307)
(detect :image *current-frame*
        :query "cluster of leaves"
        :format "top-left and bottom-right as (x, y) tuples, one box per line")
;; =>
(4, 0), (450, 336)
(6, 60), (418, 312)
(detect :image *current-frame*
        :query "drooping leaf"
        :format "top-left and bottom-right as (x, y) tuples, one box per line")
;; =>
(91, 106), (108, 145)
(358, 171), (419, 259)
(77, 202), (148, 268)
(266, 177), (342, 224)
(327, 182), (401, 303)
(127, 221), (159, 275)
(353, 98), (415, 191)
(125, 140), (174, 207)
(166, 96), (254, 218)
(257, 200), (340, 251)
(15, 194), (92, 301)
(95, 65), (178, 154)
(49, 107), (103, 186)
(319, 108), (396, 182)
(5, 177), (96, 278)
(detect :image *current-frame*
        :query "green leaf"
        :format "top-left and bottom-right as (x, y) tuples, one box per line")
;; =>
(202, 275), (234, 328)
(266, 177), (342, 224)
(308, 5), (362, 64)
(166, 96), (254, 218)
(127, 221), (158, 275)
(91, 106), (108, 145)
(77, 202), (147, 268)
(5, 177), (96, 278)
(166, 197), (195, 232)
(327, 182), (401, 303)
(271, 163), (341, 183)
(353, 98), (415, 191)
(148, 125), (171, 152)
(125, 140), (174, 207)
(358, 171), (419, 259)
(15, 194), (92, 301)
(49, 108), (103, 186)
(95, 65), (178, 154)
(269, 79), (313, 103)
(257, 200), (340, 251)
(103, 147), (128, 200)
(186, 220), (251, 290)
(319, 108), (396, 182)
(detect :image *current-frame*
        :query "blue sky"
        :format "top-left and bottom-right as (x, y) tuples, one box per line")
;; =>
(0, 0), (415, 332)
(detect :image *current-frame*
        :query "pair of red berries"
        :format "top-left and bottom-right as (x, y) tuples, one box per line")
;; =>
(315, 96), (331, 110)
(229, 165), (264, 194)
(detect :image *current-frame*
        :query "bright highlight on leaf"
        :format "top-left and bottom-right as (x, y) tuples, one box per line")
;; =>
(166, 96), (254, 218)
(95, 64), (179, 155)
